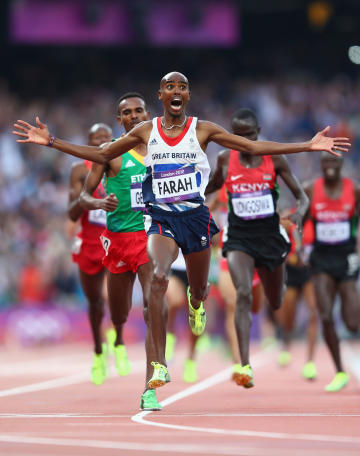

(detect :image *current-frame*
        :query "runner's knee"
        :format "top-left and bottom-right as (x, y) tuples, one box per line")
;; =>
(143, 306), (149, 326)
(88, 298), (104, 315)
(151, 268), (169, 295)
(235, 285), (252, 310)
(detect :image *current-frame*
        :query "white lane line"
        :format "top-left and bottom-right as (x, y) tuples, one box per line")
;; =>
(131, 351), (360, 445)
(0, 434), (261, 455)
(1, 412), (360, 419)
(132, 351), (268, 421)
(0, 361), (143, 398)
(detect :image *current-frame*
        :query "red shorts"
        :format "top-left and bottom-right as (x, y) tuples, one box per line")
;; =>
(72, 236), (105, 275)
(100, 229), (149, 274)
(219, 257), (261, 288)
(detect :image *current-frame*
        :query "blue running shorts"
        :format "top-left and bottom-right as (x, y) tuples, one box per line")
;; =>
(144, 205), (219, 255)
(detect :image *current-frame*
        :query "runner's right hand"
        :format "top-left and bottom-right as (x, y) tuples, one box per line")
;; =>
(13, 117), (51, 145)
(101, 193), (118, 212)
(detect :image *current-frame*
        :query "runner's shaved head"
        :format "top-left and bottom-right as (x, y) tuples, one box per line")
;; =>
(160, 72), (189, 89)
(88, 123), (112, 136)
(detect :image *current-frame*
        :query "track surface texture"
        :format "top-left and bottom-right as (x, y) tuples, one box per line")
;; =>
(0, 341), (359, 456)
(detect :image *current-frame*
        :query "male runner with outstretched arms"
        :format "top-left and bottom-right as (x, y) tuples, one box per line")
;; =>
(205, 108), (309, 387)
(68, 123), (112, 385)
(79, 93), (164, 410)
(304, 152), (360, 392)
(13, 71), (351, 392)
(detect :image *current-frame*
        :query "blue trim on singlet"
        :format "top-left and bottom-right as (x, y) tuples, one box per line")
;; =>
(154, 163), (184, 171)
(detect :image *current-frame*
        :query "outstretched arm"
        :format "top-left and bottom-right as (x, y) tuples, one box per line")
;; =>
(274, 155), (309, 231)
(13, 117), (150, 163)
(198, 121), (350, 157)
(80, 162), (118, 212)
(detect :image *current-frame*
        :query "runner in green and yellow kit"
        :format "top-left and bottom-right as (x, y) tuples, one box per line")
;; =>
(80, 93), (165, 411)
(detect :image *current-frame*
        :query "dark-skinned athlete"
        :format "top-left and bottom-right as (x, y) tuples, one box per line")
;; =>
(13, 71), (351, 393)
(68, 123), (112, 385)
(304, 152), (360, 392)
(205, 108), (310, 387)
(79, 93), (164, 410)
(276, 215), (318, 380)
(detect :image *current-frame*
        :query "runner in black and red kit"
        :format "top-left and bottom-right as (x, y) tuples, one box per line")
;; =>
(206, 108), (309, 388)
(304, 152), (360, 392)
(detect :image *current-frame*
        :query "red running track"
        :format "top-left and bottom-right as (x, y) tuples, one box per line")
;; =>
(0, 341), (359, 456)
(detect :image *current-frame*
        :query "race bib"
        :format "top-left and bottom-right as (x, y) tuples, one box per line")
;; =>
(130, 182), (145, 211)
(153, 165), (200, 203)
(316, 221), (350, 244)
(88, 209), (107, 227)
(231, 190), (274, 220)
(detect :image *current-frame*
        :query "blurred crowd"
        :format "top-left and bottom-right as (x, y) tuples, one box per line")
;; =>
(1, 72), (360, 309)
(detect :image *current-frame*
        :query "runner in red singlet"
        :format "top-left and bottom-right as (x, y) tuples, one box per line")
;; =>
(68, 123), (112, 385)
(304, 152), (360, 392)
(205, 108), (309, 388)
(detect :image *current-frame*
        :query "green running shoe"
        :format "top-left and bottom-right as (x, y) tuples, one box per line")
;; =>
(183, 359), (198, 383)
(115, 344), (131, 376)
(232, 364), (254, 388)
(165, 332), (176, 362)
(147, 362), (170, 389)
(278, 351), (292, 367)
(325, 372), (349, 392)
(302, 361), (317, 380)
(106, 328), (116, 354)
(140, 389), (162, 411)
(187, 287), (206, 336)
(90, 347), (107, 386)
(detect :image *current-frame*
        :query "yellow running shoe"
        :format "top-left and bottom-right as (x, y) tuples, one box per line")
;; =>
(183, 359), (198, 383)
(91, 346), (108, 385)
(147, 362), (170, 389)
(114, 344), (131, 376)
(187, 287), (206, 336)
(302, 361), (317, 380)
(165, 332), (176, 362)
(232, 364), (254, 388)
(106, 328), (116, 354)
(278, 351), (292, 367)
(325, 372), (349, 392)
(140, 389), (162, 411)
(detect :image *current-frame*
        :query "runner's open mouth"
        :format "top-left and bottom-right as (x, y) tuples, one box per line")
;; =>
(171, 99), (182, 107)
